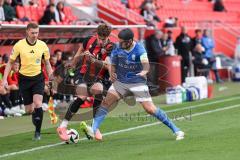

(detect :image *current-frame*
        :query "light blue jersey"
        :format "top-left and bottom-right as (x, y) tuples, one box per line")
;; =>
(111, 42), (148, 84)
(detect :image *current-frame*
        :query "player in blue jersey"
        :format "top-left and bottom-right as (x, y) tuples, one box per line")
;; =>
(82, 28), (184, 141)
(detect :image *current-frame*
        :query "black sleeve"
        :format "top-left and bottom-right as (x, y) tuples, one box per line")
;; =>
(150, 38), (163, 56)
(82, 36), (92, 50)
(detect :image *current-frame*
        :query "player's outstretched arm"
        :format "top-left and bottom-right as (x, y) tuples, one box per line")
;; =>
(72, 44), (86, 68)
(137, 53), (150, 78)
(110, 64), (117, 82)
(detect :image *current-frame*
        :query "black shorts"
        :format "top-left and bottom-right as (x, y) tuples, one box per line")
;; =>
(18, 73), (44, 105)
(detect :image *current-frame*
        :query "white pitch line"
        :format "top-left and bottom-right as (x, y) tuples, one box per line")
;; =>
(0, 102), (240, 159)
(166, 96), (240, 113)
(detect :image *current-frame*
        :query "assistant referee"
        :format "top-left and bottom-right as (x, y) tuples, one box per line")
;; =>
(2, 23), (53, 140)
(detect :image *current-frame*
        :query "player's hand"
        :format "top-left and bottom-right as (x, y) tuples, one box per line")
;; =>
(136, 71), (148, 78)
(2, 79), (8, 90)
(110, 72), (117, 82)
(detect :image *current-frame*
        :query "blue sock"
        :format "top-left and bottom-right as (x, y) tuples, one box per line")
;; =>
(92, 106), (108, 133)
(153, 108), (180, 133)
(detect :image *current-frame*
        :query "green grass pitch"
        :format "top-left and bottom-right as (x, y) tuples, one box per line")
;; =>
(0, 82), (240, 160)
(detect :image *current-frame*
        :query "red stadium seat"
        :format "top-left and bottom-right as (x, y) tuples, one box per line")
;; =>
(24, 6), (31, 20)
(63, 7), (77, 21)
(16, 6), (25, 19)
(30, 6), (40, 22)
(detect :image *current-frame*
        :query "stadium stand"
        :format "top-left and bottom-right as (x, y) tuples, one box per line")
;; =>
(0, 0), (240, 118)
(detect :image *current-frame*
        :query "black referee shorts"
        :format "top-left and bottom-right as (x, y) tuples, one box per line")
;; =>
(18, 73), (45, 105)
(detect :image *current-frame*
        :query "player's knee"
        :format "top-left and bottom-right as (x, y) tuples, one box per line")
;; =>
(90, 83), (103, 95)
(101, 98), (110, 107)
(76, 84), (88, 96)
(145, 108), (156, 115)
(91, 89), (103, 95)
(33, 100), (42, 108)
(25, 105), (34, 114)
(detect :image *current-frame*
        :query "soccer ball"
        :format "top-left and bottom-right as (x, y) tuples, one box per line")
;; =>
(66, 129), (79, 144)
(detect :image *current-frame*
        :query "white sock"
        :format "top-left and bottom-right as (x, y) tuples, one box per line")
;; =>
(60, 119), (69, 128)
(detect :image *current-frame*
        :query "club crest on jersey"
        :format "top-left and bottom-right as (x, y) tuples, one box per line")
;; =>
(131, 54), (136, 61)
(36, 59), (40, 64)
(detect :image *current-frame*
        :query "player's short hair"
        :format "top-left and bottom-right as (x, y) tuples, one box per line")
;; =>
(26, 22), (39, 30)
(97, 24), (111, 37)
(118, 28), (134, 40)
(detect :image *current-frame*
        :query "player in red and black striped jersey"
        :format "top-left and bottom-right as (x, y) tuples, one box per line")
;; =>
(56, 24), (114, 141)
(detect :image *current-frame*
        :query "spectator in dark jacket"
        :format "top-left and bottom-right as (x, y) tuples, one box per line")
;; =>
(191, 29), (203, 51)
(175, 26), (192, 83)
(140, 2), (160, 27)
(39, 4), (56, 24)
(192, 44), (210, 77)
(146, 30), (163, 62)
(46, 0), (55, 9)
(3, 0), (17, 22)
(11, 0), (23, 7)
(145, 30), (163, 85)
(213, 0), (226, 12)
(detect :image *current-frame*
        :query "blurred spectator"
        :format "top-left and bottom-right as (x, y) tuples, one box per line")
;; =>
(140, 0), (155, 10)
(234, 37), (240, 62)
(161, 31), (175, 55)
(201, 29), (214, 59)
(202, 29), (223, 83)
(29, 0), (38, 7)
(192, 44), (210, 77)
(0, 0), (5, 21)
(164, 17), (178, 28)
(0, 55), (3, 65)
(3, 0), (18, 22)
(121, 0), (128, 7)
(145, 30), (163, 85)
(46, 0), (55, 8)
(175, 26), (192, 83)
(11, 0), (23, 7)
(213, 0), (226, 12)
(191, 29), (203, 51)
(22, 0), (38, 6)
(2, 54), (9, 64)
(54, 49), (63, 66)
(145, 30), (164, 62)
(55, 1), (66, 23)
(167, 30), (173, 41)
(140, 2), (160, 27)
(50, 53), (57, 70)
(39, 4), (56, 24)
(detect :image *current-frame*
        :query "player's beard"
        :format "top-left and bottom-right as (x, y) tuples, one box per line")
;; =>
(120, 40), (133, 50)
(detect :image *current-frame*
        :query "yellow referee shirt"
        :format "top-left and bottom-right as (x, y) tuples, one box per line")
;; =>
(10, 39), (50, 77)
